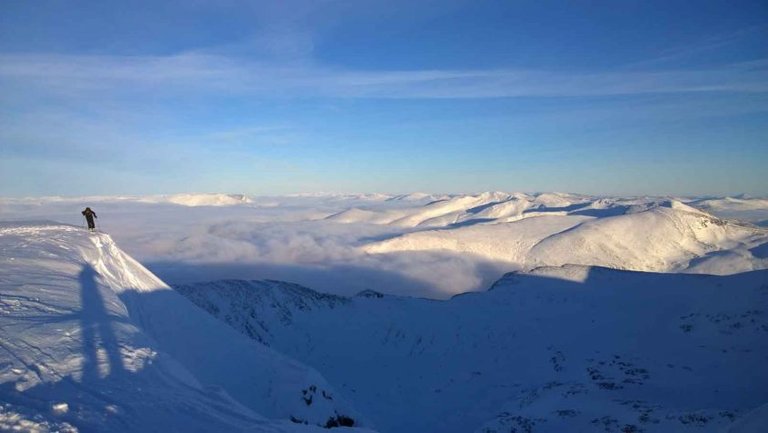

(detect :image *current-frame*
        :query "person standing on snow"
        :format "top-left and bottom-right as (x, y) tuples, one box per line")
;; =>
(82, 207), (97, 231)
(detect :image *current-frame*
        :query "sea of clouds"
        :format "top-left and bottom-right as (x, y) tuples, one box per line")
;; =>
(4, 192), (766, 299)
(0, 195), (511, 298)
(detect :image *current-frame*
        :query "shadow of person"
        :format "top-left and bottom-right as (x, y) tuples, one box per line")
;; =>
(0, 264), (276, 432)
(79, 264), (126, 382)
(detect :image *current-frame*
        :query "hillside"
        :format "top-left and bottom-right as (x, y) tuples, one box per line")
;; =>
(0, 222), (369, 432)
(177, 268), (768, 433)
(690, 197), (768, 227)
(364, 199), (768, 275)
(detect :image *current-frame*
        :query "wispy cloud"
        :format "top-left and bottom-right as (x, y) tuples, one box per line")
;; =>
(2, 52), (767, 100)
(621, 26), (768, 69)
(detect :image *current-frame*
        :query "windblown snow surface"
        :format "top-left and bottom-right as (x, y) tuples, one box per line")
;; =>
(0, 222), (369, 432)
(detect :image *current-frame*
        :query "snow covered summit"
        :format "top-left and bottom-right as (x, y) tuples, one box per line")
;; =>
(0, 222), (368, 432)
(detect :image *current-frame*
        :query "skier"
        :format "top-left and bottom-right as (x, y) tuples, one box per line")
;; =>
(82, 207), (97, 231)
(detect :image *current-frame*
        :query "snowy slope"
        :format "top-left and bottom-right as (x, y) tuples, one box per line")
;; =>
(0, 222), (369, 432)
(365, 200), (768, 275)
(725, 403), (768, 433)
(325, 192), (602, 229)
(325, 192), (526, 227)
(690, 197), (768, 227)
(176, 268), (768, 433)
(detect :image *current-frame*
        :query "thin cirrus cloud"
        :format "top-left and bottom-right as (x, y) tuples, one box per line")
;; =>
(2, 52), (767, 100)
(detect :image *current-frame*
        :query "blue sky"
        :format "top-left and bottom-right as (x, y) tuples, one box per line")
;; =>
(1, 0), (767, 196)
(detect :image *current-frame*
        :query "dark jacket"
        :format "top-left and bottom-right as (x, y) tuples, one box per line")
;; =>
(82, 208), (97, 228)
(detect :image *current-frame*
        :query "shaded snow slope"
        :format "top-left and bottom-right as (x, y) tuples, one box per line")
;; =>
(177, 268), (768, 433)
(0, 222), (368, 432)
(365, 200), (768, 275)
(725, 403), (768, 433)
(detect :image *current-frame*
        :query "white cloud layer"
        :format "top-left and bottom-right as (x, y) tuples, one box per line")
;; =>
(0, 195), (511, 298)
(2, 193), (767, 299)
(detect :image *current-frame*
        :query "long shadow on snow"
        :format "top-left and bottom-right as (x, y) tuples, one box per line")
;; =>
(0, 264), (134, 431)
(523, 202), (592, 213)
(570, 206), (629, 218)
(0, 264), (268, 433)
(79, 264), (127, 382)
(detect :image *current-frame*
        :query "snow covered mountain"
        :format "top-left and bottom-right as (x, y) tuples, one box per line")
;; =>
(0, 222), (369, 432)
(176, 268), (768, 433)
(362, 196), (768, 275)
(690, 197), (768, 227)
